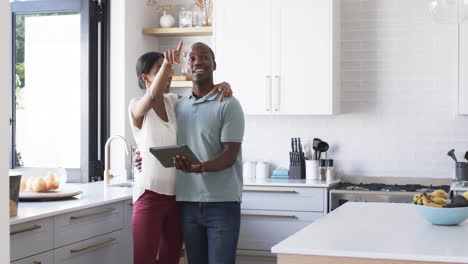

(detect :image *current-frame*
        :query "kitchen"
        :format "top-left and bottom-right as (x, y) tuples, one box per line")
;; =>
(2, 0), (468, 263)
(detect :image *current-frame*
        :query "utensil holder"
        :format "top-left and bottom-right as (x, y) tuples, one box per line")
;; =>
(306, 160), (319, 180)
(456, 162), (468, 182)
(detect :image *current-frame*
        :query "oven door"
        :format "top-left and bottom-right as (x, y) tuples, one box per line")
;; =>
(329, 190), (415, 212)
(329, 191), (362, 212)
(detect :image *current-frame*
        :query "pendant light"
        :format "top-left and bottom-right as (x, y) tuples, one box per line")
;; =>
(428, 0), (468, 24)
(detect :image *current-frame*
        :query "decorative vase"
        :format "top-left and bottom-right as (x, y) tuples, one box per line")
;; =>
(160, 11), (175, 28)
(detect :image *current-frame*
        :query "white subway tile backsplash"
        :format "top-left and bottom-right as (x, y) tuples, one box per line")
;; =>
(242, 0), (468, 180)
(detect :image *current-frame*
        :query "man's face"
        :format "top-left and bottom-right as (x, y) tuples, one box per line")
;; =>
(186, 44), (216, 84)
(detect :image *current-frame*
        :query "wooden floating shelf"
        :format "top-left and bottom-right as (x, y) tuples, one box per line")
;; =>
(171, 81), (192, 88)
(142, 26), (213, 37)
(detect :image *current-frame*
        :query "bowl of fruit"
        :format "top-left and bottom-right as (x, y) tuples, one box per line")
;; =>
(413, 190), (468, 226)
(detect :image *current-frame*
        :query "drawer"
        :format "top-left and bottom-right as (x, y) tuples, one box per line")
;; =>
(54, 202), (123, 247)
(11, 250), (53, 264)
(10, 217), (53, 261)
(54, 230), (123, 264)
(238, 209), (322, 251)
(124, 199), (133, 227)
(242, 186), (325, 212)
(236, 250), (276, 264)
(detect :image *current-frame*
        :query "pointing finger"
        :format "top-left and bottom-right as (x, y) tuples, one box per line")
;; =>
(176, 40), (184, 53)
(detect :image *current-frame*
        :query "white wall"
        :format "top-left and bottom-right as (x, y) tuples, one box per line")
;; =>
(1, 0), (10, 262)
(110, 0), (157, 178)
(113, 0), (468, 180)
(243, 0), (468, 179)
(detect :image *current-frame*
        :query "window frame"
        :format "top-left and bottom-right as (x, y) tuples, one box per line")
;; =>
(9, 0), (109, 183)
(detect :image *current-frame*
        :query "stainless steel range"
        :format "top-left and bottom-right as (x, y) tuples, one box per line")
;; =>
(329, 178), (451, 212)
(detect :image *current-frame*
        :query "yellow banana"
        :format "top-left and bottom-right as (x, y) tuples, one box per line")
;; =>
(417, 196), (424, 205)
(413, 193), (423, 203)
(422, 194), (443, 207)
(429, 196), (447, 205)
(463, 191), (468, 201)
(431, 189), (447, 199)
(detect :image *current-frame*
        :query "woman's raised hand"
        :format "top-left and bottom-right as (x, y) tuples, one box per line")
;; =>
(164, 40), (184, 65)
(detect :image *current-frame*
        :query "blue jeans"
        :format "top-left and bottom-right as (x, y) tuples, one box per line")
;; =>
(178, 202), (240, 264)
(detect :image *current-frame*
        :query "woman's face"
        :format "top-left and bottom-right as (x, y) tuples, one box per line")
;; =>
(143, 57), (172, 93)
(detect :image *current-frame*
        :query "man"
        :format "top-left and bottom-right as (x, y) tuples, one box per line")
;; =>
(172, 42), (244, 264)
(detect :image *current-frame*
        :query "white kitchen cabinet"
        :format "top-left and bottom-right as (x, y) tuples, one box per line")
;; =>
(239, 183), (332, 264)
(54, 202), (123, 248)
(239, 210), (322, 251)
(122, 200), (134, 264)
(214, 0), (341, 115)
(11, 251), (53, 264)
(10, 200), (132, 264)
(214, 0), (272, 115)
(10, 217), (53, 262)
(54, 230), (123, 264)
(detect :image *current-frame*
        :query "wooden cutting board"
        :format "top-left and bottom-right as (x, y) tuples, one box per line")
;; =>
(19, 190), (83, 201)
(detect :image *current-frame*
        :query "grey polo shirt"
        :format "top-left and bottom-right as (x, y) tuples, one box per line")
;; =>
(175, 91), (245, 202)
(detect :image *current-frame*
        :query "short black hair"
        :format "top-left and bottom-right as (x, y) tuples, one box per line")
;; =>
(136, 52), (164, 89)
(192, 42), (216, 62)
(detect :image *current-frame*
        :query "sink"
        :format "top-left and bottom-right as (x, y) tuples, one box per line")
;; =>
(107, 182), (133, 188)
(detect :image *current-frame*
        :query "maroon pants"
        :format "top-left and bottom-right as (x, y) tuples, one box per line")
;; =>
(132, 190), (183, 264)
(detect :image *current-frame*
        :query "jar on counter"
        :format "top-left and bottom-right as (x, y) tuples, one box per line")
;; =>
(326, 159), (335, 182)
(319, 159), (327, 181)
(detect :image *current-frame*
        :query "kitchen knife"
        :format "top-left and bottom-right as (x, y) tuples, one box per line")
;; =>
(291, 138), (294, 152)
(298, 138), (303, 154)
(465, 151), (468, 163)
(294, 138), (298, 153)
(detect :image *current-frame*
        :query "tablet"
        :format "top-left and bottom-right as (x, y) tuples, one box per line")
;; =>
(149, 145), (201, 168)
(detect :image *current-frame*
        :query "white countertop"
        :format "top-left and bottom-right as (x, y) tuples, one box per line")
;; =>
(10, 181), (133, 225)
(243, 178), (340, 188)
(272, 202), (468, 263)
(10, 178), (337, 226)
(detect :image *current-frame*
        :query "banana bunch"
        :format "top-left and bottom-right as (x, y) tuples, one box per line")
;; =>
(413, 189), (447, 208)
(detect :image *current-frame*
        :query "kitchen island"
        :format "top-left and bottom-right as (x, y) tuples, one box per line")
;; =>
(272, 202), (468, 264)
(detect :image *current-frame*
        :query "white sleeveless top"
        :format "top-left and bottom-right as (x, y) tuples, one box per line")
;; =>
(128, 93), (178, 202)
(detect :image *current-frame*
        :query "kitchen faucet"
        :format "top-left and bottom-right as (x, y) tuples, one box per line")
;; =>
(104, 135), (130, 185)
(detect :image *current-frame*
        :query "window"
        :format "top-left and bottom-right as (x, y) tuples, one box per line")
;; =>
(10, 0), (109, 182)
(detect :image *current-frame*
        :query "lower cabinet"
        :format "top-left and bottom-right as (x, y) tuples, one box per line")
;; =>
(10, 199), (134, 264)
(239, 185), (329, 264)
(11, 251), (53, 264)
(54, 230), (123, 264)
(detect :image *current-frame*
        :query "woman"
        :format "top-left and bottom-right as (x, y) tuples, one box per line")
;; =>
(128, 40), (232, 264)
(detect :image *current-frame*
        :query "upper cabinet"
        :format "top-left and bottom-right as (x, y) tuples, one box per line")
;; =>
(214, 0), (341, 115)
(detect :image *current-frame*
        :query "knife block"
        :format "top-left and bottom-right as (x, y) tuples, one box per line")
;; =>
(289, 162), (305, 179)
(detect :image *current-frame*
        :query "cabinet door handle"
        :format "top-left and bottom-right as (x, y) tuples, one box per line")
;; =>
(241, 213), (297, 219)
(10, 225), (41, 236)
(266, 75), (272, 111)
(70, 207), (116, 220)
(33, 261), (42, 264)
(70, 237), (116, 253)
(237, 253), (276, 259)
(243, 189), (297, 194)
(274, 75), (280, 111)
